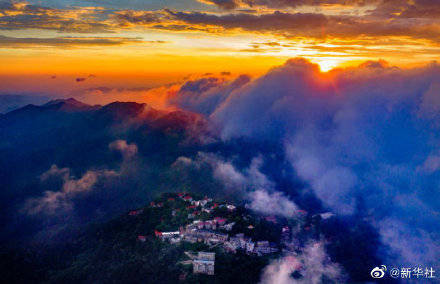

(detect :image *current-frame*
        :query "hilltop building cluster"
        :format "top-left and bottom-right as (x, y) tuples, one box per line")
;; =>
(130, 192), (333, 276)
(151, 193), (281, 257)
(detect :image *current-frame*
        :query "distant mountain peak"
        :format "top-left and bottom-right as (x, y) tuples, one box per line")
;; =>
(44, 97), (88, 107)
(98, 101), (149, 117)
(43, 98), (98, 112)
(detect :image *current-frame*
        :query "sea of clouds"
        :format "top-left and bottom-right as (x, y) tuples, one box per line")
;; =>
(170, 58), (440, 274)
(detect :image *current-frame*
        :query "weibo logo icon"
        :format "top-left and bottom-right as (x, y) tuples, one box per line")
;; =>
(371, 265), (387, 279)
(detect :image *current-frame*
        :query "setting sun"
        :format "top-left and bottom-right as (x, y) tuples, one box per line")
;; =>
(314, 58), (344, 72)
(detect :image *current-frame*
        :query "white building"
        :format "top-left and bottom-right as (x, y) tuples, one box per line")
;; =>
(193, 252), (215, 275)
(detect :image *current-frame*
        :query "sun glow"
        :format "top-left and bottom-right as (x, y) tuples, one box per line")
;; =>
(315, 59), (343, 72)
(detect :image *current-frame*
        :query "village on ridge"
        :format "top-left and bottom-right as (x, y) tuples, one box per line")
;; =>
(129, 192), (333, 276)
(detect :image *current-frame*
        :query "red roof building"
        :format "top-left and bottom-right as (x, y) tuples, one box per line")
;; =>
(214, 217), (227, 225)
(138, 235), (147, 242)
(129, 209), (143, 216)
(179, 273), (187, 281)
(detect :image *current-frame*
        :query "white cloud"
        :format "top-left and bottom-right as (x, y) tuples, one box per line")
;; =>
(248, 189), (298, 218)
(379, 218), (440, 266)
(109, 139), (138, 159)
(418, 152), (440, 174)
(24, 165), (117, 215)
(261, 241), (344, 284)
(175, 152), (300, 217)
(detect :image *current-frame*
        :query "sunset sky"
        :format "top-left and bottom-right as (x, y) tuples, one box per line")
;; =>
(1, 0), (440, 98)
